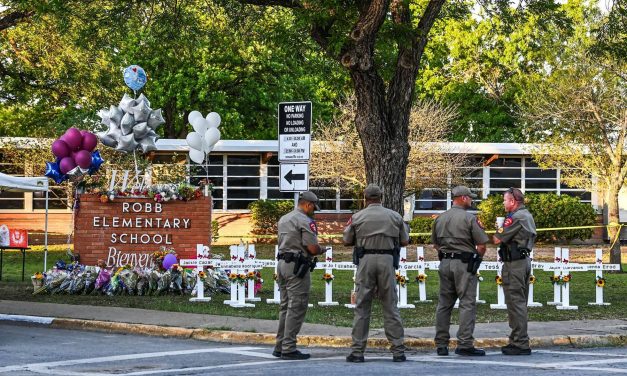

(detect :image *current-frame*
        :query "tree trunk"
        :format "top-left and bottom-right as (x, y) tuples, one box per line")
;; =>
(352, 71), (410, 214)
(607, 184), (624, 271)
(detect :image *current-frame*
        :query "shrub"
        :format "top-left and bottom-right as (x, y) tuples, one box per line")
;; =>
(248, 200), (294, 235)
(211, 220), (220, 242)
(477, 193), (596, 242)
(409, 216), (435, 244)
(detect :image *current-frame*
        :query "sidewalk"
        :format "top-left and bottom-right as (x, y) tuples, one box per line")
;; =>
(2, 299), (627, 350)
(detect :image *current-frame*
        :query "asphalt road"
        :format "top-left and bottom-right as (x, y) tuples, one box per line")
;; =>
(2, 322), (627, 376)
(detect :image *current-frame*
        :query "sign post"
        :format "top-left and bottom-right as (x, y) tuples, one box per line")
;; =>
(278, 101), (311, 200)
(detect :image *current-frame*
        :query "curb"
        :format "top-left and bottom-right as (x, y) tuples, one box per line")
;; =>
(47, 318), (627, 351)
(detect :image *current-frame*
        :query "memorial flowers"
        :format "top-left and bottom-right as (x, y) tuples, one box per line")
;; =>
(596, 277), (606, 288)
(95, 182), (205, 204)
(562, 274), (572, 283)
(395, 273), (407, 287)
(529, 275), (537, 284)
(415, 274), (427, 283)
(322, 273), (334, 284)
(550, 275), (561, 284)
(495, 275), (503, 285)
(31, 272), (44, 289)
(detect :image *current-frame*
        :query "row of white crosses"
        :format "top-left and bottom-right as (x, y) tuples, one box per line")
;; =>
(182, 244), (617, 310)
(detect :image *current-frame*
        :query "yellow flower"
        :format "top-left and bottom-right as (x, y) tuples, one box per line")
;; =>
(198, 271), (207, 279)
(529, 275), (536, 284)
(596, 278), (606, 288)
(562, 274), (571, 283)
(415, 274), (427, 283)
(495, 276), (503, 285)
(229, 273), (237, 280)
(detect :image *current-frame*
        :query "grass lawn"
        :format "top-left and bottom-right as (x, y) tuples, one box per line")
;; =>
(0, 247), (626, 328)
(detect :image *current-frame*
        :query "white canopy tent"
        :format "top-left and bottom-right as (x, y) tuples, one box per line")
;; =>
(0, 172), (50, 271)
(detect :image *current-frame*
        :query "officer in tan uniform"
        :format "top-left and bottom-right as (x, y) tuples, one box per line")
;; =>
(432, 186), (489, 356)
(493, 187), (536, 356)
(273, 191), (323, 360)
(344, 184), (410, 363)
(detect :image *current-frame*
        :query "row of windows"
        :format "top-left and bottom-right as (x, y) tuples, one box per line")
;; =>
(0, 154), (593, 212)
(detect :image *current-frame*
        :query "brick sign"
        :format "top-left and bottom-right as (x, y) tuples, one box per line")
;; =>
(75, 194), (212, 267)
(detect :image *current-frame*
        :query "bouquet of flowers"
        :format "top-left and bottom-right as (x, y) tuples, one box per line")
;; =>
(31, 272), (45, 289)
(135, 268), (150, 296)
(94, 268), (111, 294)
(170, 264), (184, 295)
(119, 268), (139, 295)
(148, 270), (161, 295)
(156, 270), (172, 295)
(83, 267), (97, 295)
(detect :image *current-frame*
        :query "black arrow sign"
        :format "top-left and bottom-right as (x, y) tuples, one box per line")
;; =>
(284, 170), (305, 184)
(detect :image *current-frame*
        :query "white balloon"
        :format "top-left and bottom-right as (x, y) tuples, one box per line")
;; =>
(203, 143), (214, 153)
(191, 117), (209, 134)
(188, 111), (203, 125)
(189, 149), (205, 164)
(204, 127), (221, 148)
(206, 112), (221, 128)
(186, 132), (203, 151)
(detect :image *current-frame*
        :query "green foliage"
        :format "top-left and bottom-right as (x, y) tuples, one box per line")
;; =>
(408, 216), (435, 244)
(211, 220), (220, 243)
(478, 193), (597, 242)
(248, 200), (293, 235)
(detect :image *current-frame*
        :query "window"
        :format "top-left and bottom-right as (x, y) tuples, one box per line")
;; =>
(416, 189), (448, 211)
(524, 158), (557, 192)
(0, 156), (25, 209)
(189, 154), (225, 210)
(488, 157), (522, 193)
(225, 155), (260, 209)
(33, 187), (69, 210)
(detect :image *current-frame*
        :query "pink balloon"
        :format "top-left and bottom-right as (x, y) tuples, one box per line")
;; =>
(74, 150), (92, 169)
(59, 157), (76, 174)
(162, 254), (177, 270)
(64, 128), (83, 151)
(81, 132), (98, 151)
(51, 139), (71, 159)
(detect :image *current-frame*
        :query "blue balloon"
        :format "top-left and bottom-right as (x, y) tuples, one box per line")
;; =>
(45, 161), (66, 184)
(123, 65), (147, 91)
(88, 150), (105, 175)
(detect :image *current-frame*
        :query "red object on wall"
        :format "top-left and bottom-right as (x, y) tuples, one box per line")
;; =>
(9, 229), (28, 248)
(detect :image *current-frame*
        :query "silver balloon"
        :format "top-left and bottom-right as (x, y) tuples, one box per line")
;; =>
(133, 122), (149, 139)
(131, 101), (151, 123)
(97, 109), (110, 126)
(97, 131), (117, 148)
(120, 112), (135, 135)
(108, 105), (123, 127)
(136, 93), (151, 108)
(138, 134), (158, 153)
(116, 133), (138, 153)
(119, 94), (136, 113)
(147, 109), (165, 129)
(66, 166), (88, 183)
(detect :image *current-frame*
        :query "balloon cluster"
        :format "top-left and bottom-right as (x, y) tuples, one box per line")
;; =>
(97, 94), (165, 153)
(45, 128), (105, 184)
(186, 111), (221, 164)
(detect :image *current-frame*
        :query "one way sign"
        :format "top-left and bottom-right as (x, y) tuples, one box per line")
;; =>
(280, 163), (309, 192)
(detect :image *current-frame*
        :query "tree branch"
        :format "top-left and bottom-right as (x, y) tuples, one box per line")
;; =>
(0, 10), (33, 31)
(238, 0), (302, 8)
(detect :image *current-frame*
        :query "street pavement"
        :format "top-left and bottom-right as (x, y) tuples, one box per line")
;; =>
(2, 322), (627, 376)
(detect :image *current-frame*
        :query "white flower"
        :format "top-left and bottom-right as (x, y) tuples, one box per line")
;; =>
(109, 194), (115, 201)
(172, 195), (178, 200)
(163, 196), (170, 202)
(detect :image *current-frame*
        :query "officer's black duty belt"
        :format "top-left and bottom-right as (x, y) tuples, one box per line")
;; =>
(439, 252), (465, 260)
(363, 249), (395, 255)
(277, 253), (297, 263)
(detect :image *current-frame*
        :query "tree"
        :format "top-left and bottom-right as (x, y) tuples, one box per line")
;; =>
(523, 53), (626, 268)
(237, 0), (564, 213)
(311, 96), (462, 200)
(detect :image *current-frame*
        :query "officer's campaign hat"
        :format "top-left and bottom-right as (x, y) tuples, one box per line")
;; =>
(364, 184), (383, 199)
(452, 185), (477, 199)
(300, 191), (321, 210)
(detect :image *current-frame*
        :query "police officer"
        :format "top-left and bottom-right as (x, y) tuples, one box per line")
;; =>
(344, 184), (409, 363)
(432, 186), (488, 356)
(273, 191), (323, 360)
(492, 187), (536, 356)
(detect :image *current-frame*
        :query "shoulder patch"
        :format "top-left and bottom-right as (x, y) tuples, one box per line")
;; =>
(498, 227), (504, 233)
(504, 217), (514, 227)
(309, 221), (318, 234)
(476, 218), (485, 229)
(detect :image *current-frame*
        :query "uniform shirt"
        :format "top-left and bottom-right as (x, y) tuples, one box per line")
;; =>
(277, 208), (318, 254)
(343, 203), (409, 249)
(494, 205), (537, 249)
(431, 205), (489, 253)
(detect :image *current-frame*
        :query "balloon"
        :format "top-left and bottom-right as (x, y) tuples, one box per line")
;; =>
(74, 150), (92, 169)
(138, 134), (158, 153)
(206, 112), (221, 128)
(203, 144), (214, 154)
(64, 128), (83, 150)
(132, 122), (149, 139)
(44, 162), (65, 184)
(204, 127), (221, 147)
(162, 254), (177, 270)
(131, 101), (151, 123)
(119, 94), (136, 113)
(88, 150), (105, 174)
(109, 105), (123, 126)
(98, 132), (117, 148)
(189, 149), (205, 164)
(123, 65), (147, 91)
(188, 111), (203, 127)
(59, 157), (77, 174)
(147, 109), (165, 129)
(97, 109), (110, 126)
(51, 140), (71, 159)
(81, 132), (98, 151)
(136, 93), (151, 108)
(120, 112), (135, 135)
(116, 133), (138, 153)
(186, 132), (203, 150)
